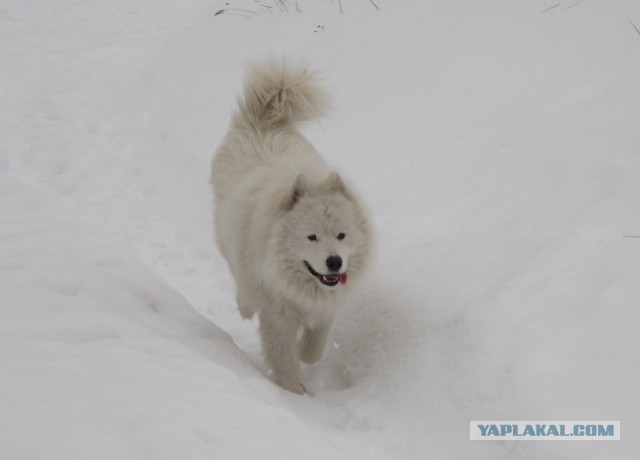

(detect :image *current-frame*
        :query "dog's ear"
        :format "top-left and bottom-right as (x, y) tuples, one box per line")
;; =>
(326, 172), (351, 199)
(282, 174), (308, 211)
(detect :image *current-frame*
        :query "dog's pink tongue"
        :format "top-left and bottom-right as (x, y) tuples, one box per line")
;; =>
(339, 273), (348, 284)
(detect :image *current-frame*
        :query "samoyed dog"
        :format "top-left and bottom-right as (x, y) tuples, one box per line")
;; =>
(211, 59), (373, 394)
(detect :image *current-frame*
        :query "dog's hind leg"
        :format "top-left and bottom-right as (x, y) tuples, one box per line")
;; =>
(259, 309), (306, 394)
(299, 323), (330, 364)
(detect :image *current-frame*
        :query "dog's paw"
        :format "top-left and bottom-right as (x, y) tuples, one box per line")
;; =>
(236, 297), (255, 319)
(278, 380), (311, 396)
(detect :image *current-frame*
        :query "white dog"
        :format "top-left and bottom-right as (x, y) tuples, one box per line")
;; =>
(211, 59), (373, 394)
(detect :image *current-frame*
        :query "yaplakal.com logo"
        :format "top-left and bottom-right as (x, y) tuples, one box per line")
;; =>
(470, 421), (620, 441)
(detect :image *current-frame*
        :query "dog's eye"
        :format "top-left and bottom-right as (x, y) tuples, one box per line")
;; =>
(307, 234), (317, 241)
(337, 233), (346, 240)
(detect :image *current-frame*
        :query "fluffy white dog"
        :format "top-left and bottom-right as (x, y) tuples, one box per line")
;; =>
(211, 59), (373, 394)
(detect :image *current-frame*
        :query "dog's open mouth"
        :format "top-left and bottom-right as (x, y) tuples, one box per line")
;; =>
(304, 261), (348, 287)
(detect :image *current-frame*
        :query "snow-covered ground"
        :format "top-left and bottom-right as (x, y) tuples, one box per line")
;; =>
(2, 0), (639, 458)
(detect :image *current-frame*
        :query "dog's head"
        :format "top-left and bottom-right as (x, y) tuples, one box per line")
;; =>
(270, 172), (372, 306)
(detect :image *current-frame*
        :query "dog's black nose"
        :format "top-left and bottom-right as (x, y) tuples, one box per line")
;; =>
(326, 255), (342, 272)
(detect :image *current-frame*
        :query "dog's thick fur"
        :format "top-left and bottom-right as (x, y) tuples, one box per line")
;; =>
(211, 59), (373, 394)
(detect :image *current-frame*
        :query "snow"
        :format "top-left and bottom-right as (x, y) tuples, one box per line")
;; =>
(2, 0), (639, 458)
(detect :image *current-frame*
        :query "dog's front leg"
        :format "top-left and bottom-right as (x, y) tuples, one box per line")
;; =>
(259, 309), (306, 394)
(299, 322), (330, 364)
(235, 274), (259, 319)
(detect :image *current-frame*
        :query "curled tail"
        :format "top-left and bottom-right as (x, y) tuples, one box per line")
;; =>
(236, 58), (330, 130)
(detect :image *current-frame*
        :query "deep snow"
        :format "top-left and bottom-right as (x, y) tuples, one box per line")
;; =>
(2, 0), (639, 458)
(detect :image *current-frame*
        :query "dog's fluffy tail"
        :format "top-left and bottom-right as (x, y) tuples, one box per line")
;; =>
(235, 58), (330, 130)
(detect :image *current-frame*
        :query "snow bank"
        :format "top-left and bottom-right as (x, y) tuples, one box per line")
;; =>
(1, 174), (369, 459)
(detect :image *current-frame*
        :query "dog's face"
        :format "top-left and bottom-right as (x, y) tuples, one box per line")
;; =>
(274, 172), (371, 300)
